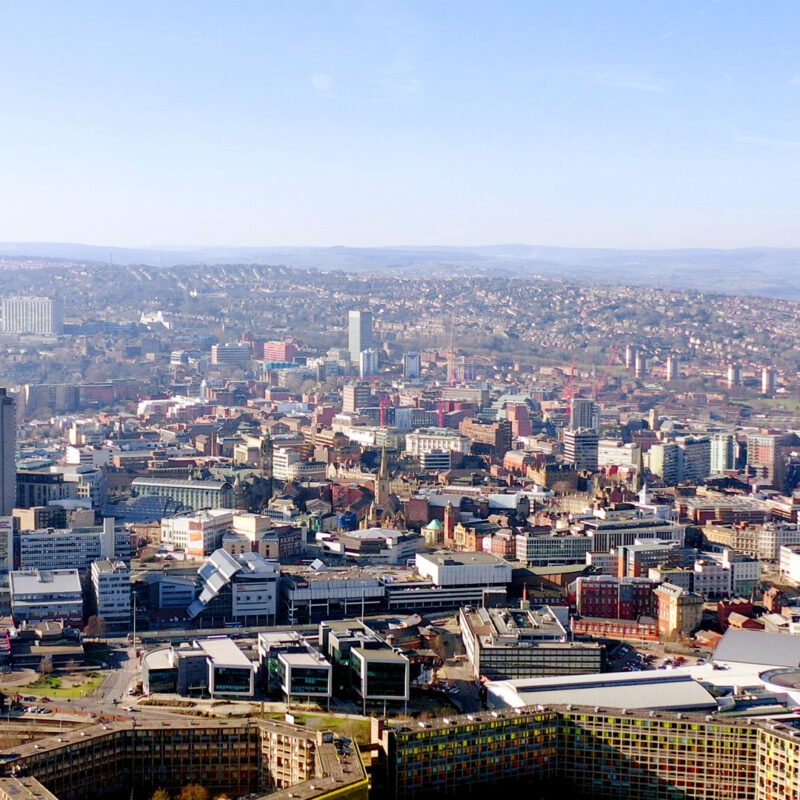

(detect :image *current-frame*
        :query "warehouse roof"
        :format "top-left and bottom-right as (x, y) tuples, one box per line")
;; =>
(713, 629), (800, 668)
(486, 672), (718, 712)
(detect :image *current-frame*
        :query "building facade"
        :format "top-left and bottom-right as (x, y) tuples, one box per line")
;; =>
(1, 296), (63, 335)
(132, 477), (233, 510)
(373, 706), (766, 800)
(563, 428), (599, 471)
(654, 582), (704, 636)
(348, 310), (373, 362)
(0, 390), (13, 517)
(459, 604), (603, 680)
(9, 568), (83, 625)
(90, 559), (131, 630)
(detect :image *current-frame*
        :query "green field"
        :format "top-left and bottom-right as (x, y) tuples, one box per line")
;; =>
(23, 673), (104, 698)
(263, 712), (370, 744)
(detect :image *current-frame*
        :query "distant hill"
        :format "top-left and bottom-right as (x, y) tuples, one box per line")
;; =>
(1, 242), (800, 298)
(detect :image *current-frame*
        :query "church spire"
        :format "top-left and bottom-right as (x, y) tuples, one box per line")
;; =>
(379, 443), (388, 479)
(375, 444), (389, 505)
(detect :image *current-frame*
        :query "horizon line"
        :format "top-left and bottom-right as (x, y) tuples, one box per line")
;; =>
(1, 241), (800, 254)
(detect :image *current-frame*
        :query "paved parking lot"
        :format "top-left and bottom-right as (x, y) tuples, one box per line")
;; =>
(608, 642), (706, 673)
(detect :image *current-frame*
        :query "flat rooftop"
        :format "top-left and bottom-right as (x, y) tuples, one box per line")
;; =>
(280, 651), (331, 668)
(0, 776), (58, 800)
(486, 672), (719, 712)
(713, 629), (800, 668)
(282, 565), (385, 583)
(419, 551), (508, 567)
(195, 637), (252, 668)
(463, 604), (569, 644)
(142, 647), (173, 670)
(341, 527), (415, 542)
(9, 570), (81, 595)
(352, 646), (408, 663)
(582, 516), (681, 530)
(258, 630), (305, 647)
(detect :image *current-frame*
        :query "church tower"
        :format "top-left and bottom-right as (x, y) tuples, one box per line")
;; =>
(375, 444), (389, 506)
(634, 444), (644, 493)
(444, 501), (456, 546)
(233, 473), (248, 511)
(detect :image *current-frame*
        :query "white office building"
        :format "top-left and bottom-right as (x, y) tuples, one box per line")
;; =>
(405, 428), (471, 457)
(0, 389), (14, 517)
(91, 559), (131, 629)
(780, 545), (800, 584)
(516, 532), (593, 566)
(359, 348), (379, 378)
(10, 568), (83, 625)
(348, 310), (373, 362)
(415, 551), (513, 588)
(1, 297), (63, 335)
(563, 428), (599, 471)
(710, 433), (736, 474)
(18, 519), (129, 572)
(160, 509), (234, 556)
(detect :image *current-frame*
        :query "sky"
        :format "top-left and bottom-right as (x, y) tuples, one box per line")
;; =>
(1, 0), (799, 249)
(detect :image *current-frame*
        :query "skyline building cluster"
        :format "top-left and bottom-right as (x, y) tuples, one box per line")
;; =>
(1, 283), (800, 799)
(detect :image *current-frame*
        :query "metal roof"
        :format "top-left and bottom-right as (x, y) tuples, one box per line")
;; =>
(713, 629), (800, 668)
(487, 672), (718, 712)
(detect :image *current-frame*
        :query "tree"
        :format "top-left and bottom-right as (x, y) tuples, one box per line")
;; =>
(150, 790), (171, 800)
(178, 785), (209, 800)
(39, 656), (53, 677)
(84, 616), (107, 639)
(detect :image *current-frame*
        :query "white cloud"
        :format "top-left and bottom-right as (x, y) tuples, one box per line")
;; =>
(735, 135), (800, 148)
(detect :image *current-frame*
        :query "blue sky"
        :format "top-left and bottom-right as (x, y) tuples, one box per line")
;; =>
(1, 1), (799, 248)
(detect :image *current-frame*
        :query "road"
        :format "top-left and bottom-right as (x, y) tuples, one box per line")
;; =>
(64, 645), (140, 717)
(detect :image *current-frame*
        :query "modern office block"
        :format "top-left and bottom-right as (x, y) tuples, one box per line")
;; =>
(0, 390), (13, 517)
(1, 297), (63, 335)
(348, 310), (373, 362)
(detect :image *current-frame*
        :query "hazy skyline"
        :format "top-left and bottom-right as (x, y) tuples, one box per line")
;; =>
(1, 1), (799, 249)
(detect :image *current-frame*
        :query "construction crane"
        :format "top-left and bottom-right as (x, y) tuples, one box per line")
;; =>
(370, 376), (393, 426)
(593, 343), (621, 399)
(379, 393), (391, 426)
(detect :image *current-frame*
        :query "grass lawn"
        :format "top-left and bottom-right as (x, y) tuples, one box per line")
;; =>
(24, 673), (104, 698)
(262, 712), (370, 745)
